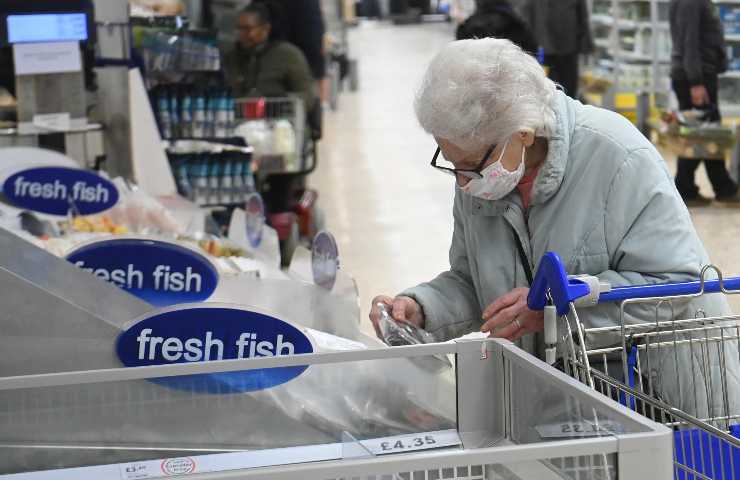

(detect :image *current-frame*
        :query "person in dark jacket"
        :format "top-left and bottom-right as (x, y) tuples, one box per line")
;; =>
(517, 0), (593, 98)
(273, 0), (326, 81)
(670, 0), (739, 205)
(455, 0), (538, 55)
(223, 3), (315, 109)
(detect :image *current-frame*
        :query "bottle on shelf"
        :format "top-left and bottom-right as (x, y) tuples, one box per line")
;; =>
(180, 85), (194, 139)
(205, 89), (218, 138)
(169, 90), (180, 139)
(215, 89), (229, 138)
(221, 153), (234, 204)
(226, 90), (236, 137)
(175, 154), (194, 201)
(157, 89), (172, 140)
(194, 154), (210, 205)
(193, 88), (207, 139)
(208, 153), (222, 205)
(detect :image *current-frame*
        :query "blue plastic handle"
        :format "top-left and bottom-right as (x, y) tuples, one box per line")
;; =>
(599, 277), (740, 302)
(527, 252), (591, 315)
(527, 251), (740, 312)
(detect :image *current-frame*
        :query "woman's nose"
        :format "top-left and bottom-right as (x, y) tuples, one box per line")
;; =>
(456, 174), (471, 187)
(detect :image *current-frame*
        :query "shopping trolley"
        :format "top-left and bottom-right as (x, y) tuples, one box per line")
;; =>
(527, 252), (740, 479)
(234, 96), (323, 264)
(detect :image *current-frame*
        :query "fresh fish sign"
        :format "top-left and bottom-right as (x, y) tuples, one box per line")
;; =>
(66, 238), (219, 307)
(117, 305), (314, 393)
(2, 167), (118, 215)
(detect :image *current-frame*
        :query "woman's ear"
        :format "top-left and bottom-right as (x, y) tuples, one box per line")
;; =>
(516, 128), (536, 148)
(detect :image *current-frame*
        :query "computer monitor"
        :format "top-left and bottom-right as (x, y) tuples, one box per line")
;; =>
(6, 13), (89, 44)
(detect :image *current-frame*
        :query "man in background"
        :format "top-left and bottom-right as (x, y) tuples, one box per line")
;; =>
(223, 3), (315, 110)
(670, 0), (739, 205)
(456, 0), (538, 55)
(516, 0), (593, 98)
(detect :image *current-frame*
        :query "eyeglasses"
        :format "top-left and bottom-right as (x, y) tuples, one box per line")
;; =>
(430, 144), (496, 180)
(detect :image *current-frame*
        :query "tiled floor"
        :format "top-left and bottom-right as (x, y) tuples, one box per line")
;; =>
(311, 20), (740, 333)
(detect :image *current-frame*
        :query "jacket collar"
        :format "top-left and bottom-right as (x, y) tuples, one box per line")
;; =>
(530, 90), (574, 206)
(235, 41), (273, 58)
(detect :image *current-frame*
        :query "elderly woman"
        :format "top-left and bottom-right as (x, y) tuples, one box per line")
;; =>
(369, 38), (739, 419)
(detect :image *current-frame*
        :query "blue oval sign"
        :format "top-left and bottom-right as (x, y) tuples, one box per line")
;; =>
(117, 305), (314, 393)
(2, 167), (119, 215)
(66, 239), (219, 307)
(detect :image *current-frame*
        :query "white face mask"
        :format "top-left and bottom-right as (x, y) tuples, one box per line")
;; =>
(461, 140), (526, 201)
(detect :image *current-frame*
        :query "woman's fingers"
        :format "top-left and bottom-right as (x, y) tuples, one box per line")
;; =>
(482, 289), (521, 320)
(392, 297), (411, 322)
(491, 318), (523, 340)
(481, 301), (524, 333)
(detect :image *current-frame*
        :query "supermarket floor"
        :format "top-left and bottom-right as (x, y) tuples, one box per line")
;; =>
(311, 20), (740, 335)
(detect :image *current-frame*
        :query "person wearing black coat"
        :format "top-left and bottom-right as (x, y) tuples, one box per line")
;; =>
(517, 0), (593, 98)
(455, 0), (538, 55)
(669, 0), (739, 205)
(255, 0), (327, 81)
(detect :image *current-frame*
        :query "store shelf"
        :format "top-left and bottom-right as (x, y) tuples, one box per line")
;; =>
(723, 104), (740, 118)
(618, 50), (670, 63)
(619, 20), (669, 29)
(592, 14), (614, 26)
(594, 38), (612, 49)
(726, 34), (740, 43)
(721, 71), (740, 80)
(592, 15), (668, 30)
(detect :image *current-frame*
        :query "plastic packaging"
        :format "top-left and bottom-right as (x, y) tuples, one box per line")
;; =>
(376, 303), (452, 372)
(376, 303), (436, 347)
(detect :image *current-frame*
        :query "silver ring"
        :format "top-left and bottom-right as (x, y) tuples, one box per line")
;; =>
(513, 318), (522, 329)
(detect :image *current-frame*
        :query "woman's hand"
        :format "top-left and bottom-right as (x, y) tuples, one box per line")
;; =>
(369, 295), (425, 339)
(481, 288), (544, 341)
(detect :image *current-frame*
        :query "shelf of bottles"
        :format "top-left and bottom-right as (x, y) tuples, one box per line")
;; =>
(168, 143), (256, 209)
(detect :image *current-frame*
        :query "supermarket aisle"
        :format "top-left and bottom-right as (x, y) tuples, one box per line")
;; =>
(313, 21), (740, 333)
(310, 21), (456, 333)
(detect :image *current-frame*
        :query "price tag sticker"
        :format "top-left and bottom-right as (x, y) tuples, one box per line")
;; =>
(535, 421), (625, 439)
(32, 113), (71, 131)
(120, 461), (156, 480)
(359, 429), (461, 456)
(120, 457), (200, 479)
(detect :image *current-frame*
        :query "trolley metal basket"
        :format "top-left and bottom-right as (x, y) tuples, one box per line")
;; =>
(234, 96), (312, 175)
(527, 252), (740, 479)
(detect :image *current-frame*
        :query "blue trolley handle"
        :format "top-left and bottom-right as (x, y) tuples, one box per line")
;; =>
(527, 252), (740, 314)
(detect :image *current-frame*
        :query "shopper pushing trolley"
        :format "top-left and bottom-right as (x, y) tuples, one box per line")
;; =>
(369, 38), (740, 420)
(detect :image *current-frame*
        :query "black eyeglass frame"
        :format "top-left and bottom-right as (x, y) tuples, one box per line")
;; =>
(430, 144), (497, 180)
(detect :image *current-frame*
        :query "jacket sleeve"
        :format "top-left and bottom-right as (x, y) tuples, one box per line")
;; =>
(284, 47), (317, 113)
(677, 0), (705, 86)
(400, 190), (482, 341)
(583, 148), (708, 328)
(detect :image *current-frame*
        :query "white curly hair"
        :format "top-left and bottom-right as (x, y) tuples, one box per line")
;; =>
(414, 38), (557, 150)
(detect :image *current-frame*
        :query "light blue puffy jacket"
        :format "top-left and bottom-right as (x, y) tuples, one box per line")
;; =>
(403, 91), (739, 419)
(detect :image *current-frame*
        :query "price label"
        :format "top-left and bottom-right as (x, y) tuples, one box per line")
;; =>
(359, 429), (461, 456)
(535, 421), (625, 439)
(120, 462), (154, 480)
(32, 113), (71, 131)
(120, 457), (199, 479)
